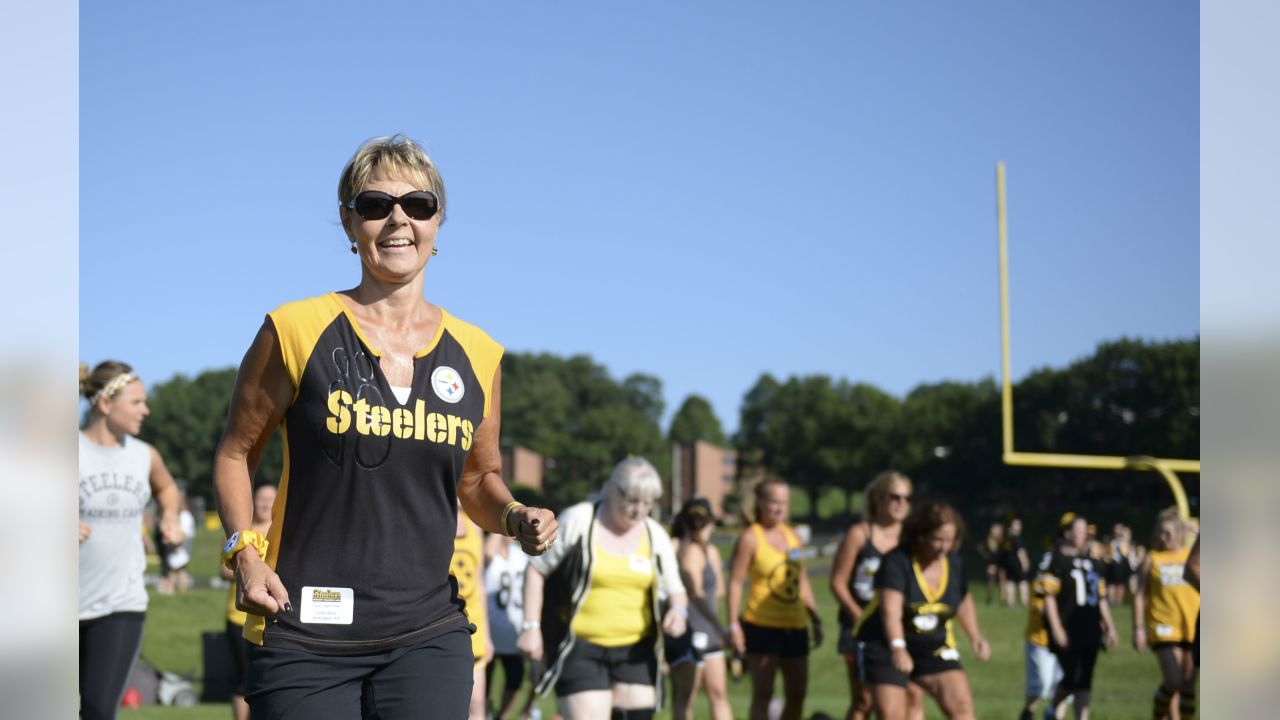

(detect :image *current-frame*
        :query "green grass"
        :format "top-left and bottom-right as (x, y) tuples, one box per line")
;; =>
(123, 531), (1167, 719)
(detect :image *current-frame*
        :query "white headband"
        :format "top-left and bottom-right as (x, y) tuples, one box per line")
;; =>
(90, 373), (137, 406)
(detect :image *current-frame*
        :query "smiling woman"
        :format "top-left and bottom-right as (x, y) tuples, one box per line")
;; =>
(79, 360), (186, 720)
(211, 135), (560, 720)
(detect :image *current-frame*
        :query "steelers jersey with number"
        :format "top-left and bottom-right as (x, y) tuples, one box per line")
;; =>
(245, 293), (503, 654)
(855, 548), (967, 660)
(1037, 547), (1107, 649)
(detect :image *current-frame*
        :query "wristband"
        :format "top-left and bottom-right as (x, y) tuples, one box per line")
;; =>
(221, 529), (269, 570)
(729, 622), (742, 632)
(889, 638), (907, 649)
(501, 501), (525, 537)
(676, 605), (689, 620)
(520, 620), (541, 631)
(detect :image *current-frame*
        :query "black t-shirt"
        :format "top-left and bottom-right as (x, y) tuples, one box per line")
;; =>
(855, 548), (967, 657)
(1037, 548), (1106, 649)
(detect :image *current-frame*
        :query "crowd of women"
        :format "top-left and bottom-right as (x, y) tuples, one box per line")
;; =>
(79, 133), (1199, 720)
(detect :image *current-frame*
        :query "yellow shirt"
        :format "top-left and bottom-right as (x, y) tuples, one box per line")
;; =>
(1025, 588), (1049, 647)
(451, 515), (488, 663)
(1146, 546), (1199, 643)
(572, 531), (655, 647)
(226, 583), (248, 627)
(741, 523), (807, 630)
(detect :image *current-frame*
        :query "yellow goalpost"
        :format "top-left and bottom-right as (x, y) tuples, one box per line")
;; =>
(995, 162), (1199, 520)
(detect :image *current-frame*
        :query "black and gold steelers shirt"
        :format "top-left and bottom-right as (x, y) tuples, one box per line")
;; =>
(245, 293), (502, 655)
(854, 548), (967, 660)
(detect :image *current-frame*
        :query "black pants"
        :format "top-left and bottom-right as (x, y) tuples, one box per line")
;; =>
(80, 611), (145, 720)
(247, 627), (473, 720)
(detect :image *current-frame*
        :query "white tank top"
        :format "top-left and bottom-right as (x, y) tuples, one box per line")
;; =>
(79, 433), (152, 620)
(485, 541), (528, 654)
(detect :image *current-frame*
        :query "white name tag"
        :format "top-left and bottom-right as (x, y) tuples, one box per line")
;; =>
(629, 555), (652, 574)
(300, 586), (354, 625)
(692, 631), (709, 650)
(1155, 623), (1174, 638)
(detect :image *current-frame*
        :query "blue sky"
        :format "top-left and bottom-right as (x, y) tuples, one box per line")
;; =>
(80, 2), (1198, 433)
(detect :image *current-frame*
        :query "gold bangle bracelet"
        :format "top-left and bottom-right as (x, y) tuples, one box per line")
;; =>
(500, 501), (524, 537)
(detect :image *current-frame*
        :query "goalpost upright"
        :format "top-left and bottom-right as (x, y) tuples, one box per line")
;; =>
(995, 162), (1199, 520)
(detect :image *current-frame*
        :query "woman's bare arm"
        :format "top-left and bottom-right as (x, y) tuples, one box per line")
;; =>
(830, 523), (866, 621)
(458, 368), (557, 555)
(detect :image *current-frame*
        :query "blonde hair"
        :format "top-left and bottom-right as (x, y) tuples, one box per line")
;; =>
(338, 134), (448, 226)
(1153, 506), (1185, 544)
(79, 360), (136, 407)
(864, 470), (911, 522)
(752, 477), (789, 524)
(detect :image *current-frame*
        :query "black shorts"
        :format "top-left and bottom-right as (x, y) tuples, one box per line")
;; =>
(1151, 641), (1196, 652)
(856, 639), (963, 687)
(742, 621), (809, 658)
(247, 627), (473, 720)
(486, 653), (525, 694)
(837, 623), (858, 660)
(666, 629), (725, 668)
(226, 621), (251, 696)
(1051, 642), (1101, 692)
(555, 638), (657, 696)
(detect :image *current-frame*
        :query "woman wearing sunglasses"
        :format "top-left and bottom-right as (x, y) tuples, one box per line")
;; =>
(213, 134), (559, 720)
(829, 471), (920, 720)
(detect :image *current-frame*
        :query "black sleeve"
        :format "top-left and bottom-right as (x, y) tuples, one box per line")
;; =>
(876, 550), (910, 593)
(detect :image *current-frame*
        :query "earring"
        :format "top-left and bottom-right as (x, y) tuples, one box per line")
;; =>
(350, 242), (358, 255)
(431, 247), (439, 256)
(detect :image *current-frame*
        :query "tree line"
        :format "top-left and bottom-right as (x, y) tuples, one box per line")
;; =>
(136, 336), (1198, 532)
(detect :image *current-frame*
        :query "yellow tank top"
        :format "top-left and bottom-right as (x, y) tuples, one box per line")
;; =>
(742, 523), (807, 630)
(1146, 546), (1199, 643)
(451, 515), (488, 662)
(226, 583), (248, 626)
(1024, 592), (1049, 647)
(572, 530), (654, 647)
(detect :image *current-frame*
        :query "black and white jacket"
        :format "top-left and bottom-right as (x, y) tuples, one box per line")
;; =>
(528, 501), (685, 699)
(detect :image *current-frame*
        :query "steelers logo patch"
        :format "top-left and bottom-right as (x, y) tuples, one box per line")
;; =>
(431, 366), (465, 404)
(767, 560), (801, 603)
(451, 549), (479, 599)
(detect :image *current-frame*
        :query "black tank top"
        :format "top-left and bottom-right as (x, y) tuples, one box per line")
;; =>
(245, 294), (503, 655)
(839, 523), (887, 626)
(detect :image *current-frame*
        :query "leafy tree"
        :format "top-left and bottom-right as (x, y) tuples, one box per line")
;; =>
(501, 352), (668, 508)
(669, 394), (727, 446)
(139, 368), (282, 502)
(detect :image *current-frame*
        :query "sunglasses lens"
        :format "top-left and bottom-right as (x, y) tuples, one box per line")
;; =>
(400, 192), (439, 221)
(353, 192), (393, 220)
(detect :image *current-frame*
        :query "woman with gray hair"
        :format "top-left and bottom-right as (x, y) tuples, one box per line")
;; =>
(213, 134), (558, 719)
(518, 457), (688, 720)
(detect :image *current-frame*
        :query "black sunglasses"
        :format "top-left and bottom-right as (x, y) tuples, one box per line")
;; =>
(888, 493), (911, 503)
(346, 190), (440, 222)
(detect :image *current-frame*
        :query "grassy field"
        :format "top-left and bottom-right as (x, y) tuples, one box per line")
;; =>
(124, 528), (1165, 719)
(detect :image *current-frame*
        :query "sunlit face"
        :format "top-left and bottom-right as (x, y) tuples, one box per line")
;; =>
(100, 380), (149, 436)
(757, 484), (789, 527)
(253, 485), (277, 525)
(923, 522), (957, 560)
(610, 485), (654, 529)
(883, 480), (912, 522)
(1156, 520), (1182, 551)
(341, 168), (440, 284)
